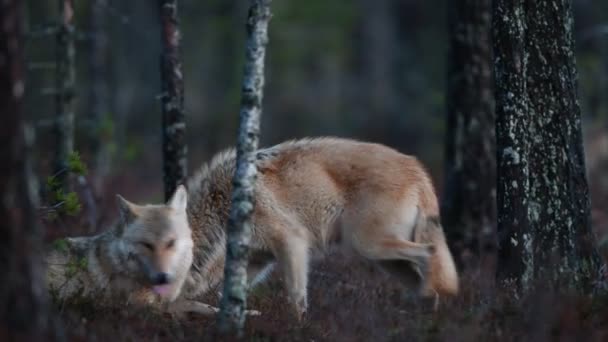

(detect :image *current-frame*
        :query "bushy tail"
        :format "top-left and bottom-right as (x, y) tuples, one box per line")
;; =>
(413, 214), (459, 296)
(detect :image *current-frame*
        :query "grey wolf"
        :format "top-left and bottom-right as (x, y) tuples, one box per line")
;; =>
(47, 137), (459, 319)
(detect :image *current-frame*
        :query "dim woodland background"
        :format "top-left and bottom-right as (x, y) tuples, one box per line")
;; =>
(2, 0), (608, 340)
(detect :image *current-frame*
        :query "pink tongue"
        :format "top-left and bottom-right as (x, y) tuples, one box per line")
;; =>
(152, 285), (171, 296)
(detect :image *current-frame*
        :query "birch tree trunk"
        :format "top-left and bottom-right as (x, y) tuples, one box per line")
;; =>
(89, 0), (110, 191)
(494, 0), (600, 289)
(218, 0), (271, 336)
(0, 0), (48, 338)
(159, 0), (187, 201)
(54, 0), (75, 191)
(442, 0), (496, 270)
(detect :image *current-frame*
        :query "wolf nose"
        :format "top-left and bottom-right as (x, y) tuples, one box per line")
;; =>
(153, 272), (170, 285)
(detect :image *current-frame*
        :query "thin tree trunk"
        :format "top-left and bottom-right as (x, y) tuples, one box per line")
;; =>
(601, 42), (608, 126)
(218, 0), (271, 336)
(54, 0), (75, 191)
(494, 0), (600, 289)
(89, 0), (110, 191)
(442, 0), (496, 272)
(0, 0), (48, 338)
(159, 0), (187, 201)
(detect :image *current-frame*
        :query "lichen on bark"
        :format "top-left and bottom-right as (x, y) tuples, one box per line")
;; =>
(494, 0), (600, 290)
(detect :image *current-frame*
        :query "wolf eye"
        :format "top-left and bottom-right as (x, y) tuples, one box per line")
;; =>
(166, 239), (176, 249)
(139, 242), (154, 251)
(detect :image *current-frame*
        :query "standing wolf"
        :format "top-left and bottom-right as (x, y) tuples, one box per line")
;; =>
(47, 137), (458, 318)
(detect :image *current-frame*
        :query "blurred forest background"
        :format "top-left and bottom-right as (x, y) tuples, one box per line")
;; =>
(4, 0), (608, 340)
(24, 0), (608, 215)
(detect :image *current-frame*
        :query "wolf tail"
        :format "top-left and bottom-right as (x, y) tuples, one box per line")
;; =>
(413, 212), (459, 296)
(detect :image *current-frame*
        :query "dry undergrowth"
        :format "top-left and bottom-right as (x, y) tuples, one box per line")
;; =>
(53, 252), (608, 342)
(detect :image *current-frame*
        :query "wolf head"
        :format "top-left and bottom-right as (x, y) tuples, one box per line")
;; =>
(57, 185), (194, 302)
(102, 185), (194, 301)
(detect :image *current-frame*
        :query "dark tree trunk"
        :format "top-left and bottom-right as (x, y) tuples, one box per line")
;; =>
(494, 0), (600, 289)
(159, 0), (187, 201)
(218, 0), (271, 336)
(0, 0), (48, 339)
(442, 0), (496, 271)
(89, 0), (110, 191)
(493, 0), (530, 284)
(54, 0), (75, 191)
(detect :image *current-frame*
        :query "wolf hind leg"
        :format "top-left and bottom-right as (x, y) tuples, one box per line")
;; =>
(353, 237), (435, 276)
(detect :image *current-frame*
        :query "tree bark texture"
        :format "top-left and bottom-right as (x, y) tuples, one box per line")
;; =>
(494, 0), (599, 289)
(89, 0), (111, 190)
(159, 0), (187, 201)
(0, 0), (48, 339)
(218, 0), (271, 336)
(54, 0), (75, 191)
(442, 0), (496, 269)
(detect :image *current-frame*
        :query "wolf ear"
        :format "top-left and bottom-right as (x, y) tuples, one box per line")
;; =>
(168, 185), (188, 212)
(116, 194), (140, 224)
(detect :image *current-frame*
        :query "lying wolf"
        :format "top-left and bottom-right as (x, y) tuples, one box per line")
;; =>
(47, 137), (459, 318)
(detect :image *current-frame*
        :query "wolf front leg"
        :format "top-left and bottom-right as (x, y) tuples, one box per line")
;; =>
(277, 236), (310, 321)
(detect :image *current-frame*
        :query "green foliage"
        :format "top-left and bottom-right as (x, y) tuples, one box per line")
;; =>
(46, 210), (59, 222)
(51, 189), (82, 216)
(123, 140), (142, 162)
(63, 191), (82, 216)
(65, 256), (87, 278)
(99, 113), (115, 140)
(42, 150), (88, 219)
(46, 175), (60, 191)
(52, 238), (69, 253)
(67, 151), (87, 175)
(271, 0), (358, 70)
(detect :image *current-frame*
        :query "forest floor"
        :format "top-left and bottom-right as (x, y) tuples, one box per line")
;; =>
(55, 252), (608, 342)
